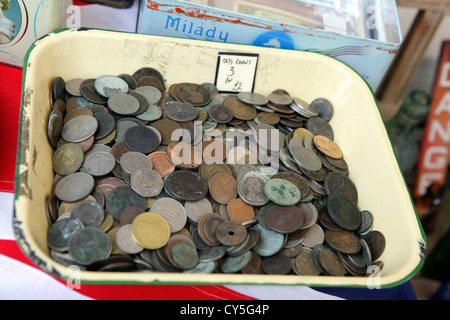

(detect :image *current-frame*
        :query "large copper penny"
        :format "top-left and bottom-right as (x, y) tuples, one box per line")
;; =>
(326, 193), (361, 231)
(224, 96), (257, 121)
(262, 254), (291, 275)
(362, 231), (386, 261)
(313, 135), (343, 160)
(176, 82), (212, 107)
(165, 171), (208, 201)
(313, 244), (346, 276)
(208, 171), (237, 205)
(151, 119), (182, 146)
(198, 213), (224, 246)
(165, 102), (199, 122)
(264, 204), (304, 234)
(324, 172), (358, 205)
(324, 230), (361, 254)
(208, 104), (234, 124)
(215, 220), (247, 246)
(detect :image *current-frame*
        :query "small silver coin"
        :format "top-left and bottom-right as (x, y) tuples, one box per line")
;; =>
(131, 168), (164, 198)
(94, 75), (129, 98)
(120, 151), (153, 174)
(115, 224), (144, 255)
(291, 146), (323, 172)
(55, 172), (95, 203)
(184, 198), (213, 224)
(108, 93), (140, 115)
(83, 151), (116, 177)
(61, 115), (98, 143)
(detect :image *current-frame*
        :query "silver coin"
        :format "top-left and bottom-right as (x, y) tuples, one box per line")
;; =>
(134, 86), (162, 105)
(291, 98), (319, 118)
(237, 92), (269, 106)
(55, 172), (95, 203)
(291, 146), (323, 172)
(94, 75), (129, 98)
(184, 198), (213, 223)
(238, 176), (270, 206)
(61, 115), (98, 143)
(310, 98), (334, 122)
(279, 148), (302, 174)
(235, 164), (257, 183)
(47, 218), (84, 252)
(68, 227), (112, 265)
(150, 197), (187, 233)
(85, 144), (112, 158)
(65, 78), (84, 97)
(83, 151), (116, 177)
(120, 151), (153, 174)
(108, 93), (140, 115)
(268, 92), (293, 105)
(115, 224), (144, 255)
(70, 200), (105, 228)
(131, 168), (164, 198)
(137, 104), (163, 122)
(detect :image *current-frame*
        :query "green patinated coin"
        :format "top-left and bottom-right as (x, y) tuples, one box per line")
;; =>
(68, 227), (112, 265)
(105, 185), (147, 221)
(47, 218), (84, 252)
(252, 223), (285, 257)
(263, 178), (301, 206)
(221, 250), (252, 273)
(171, 241), (199, 270)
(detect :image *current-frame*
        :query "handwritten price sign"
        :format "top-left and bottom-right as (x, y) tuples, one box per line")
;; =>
(215, 52), (259, 93)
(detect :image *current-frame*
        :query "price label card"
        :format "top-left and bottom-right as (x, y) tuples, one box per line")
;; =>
(215, 52), (259, 93)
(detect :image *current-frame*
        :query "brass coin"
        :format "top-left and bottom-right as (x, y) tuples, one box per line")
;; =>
(177, 82), (212, 107)
(313, 135), (343, 160)
(208, 171), (237, 205)
(324, 172), (358, 205)
(53, 143), (84, 176)
(131, 212), (171, 250)
(151, 119), (182, 146)
(165, 102), (199, 122)
(227, 198), (255, 224)
(293, 128), (314, 140)
(208, 104), (234, 124)
(215, 220), (247, 246)
(324, 230), (361, 254)
(224, 96), (257, 121)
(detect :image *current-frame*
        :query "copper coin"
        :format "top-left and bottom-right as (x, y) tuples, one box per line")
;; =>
(324, 172), (358, 205)
(147, 151), (175, 178)
(138, 75), (165, 92)
(313, 244), (346, 276)
(151, 119), (182, 146)
(124, 126), (160, 154)
(362, 231), (386, 261)
(264, 204), (304, 234)
(215, 220), (247, 246)
(318, 207), (342, 231)
(262, 254), (291, 275)
(198, 213), (224, 246)
(165, 102), (199, 122)
(324, 230), (361, 254)
(208, 104), (234, 124)
(208, 171), (237, 205)
(227, 198), (255, 224)
(201, 138), (228, 163)
(176, 82), (212, 107)
(167, 141), (202, 170)
(313, 135), (343, 160)
(257, 112), (280, 126)
(326, 193), (361, 231)
(165, 171), (208, 201)
(224, 96), (257, 121)
(80, 78), (108, 104)
(266, 102), (295, 115)
(132, 67), (165, 84)
(241, 251), (264, 274)
(111, 141), (131, 163)
(48, 109), (63, 149)
(294, 247), (322, 276)
(119, 206), (145, 225)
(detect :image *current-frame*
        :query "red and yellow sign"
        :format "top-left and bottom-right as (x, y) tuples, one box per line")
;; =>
(415, 41), (450, 197)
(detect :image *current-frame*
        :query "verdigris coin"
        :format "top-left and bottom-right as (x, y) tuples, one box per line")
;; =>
(106, 185), (147, 221)
(263, 178), (301, 206)
(47, 218), (84, 252)
(68, 227), (112, 265)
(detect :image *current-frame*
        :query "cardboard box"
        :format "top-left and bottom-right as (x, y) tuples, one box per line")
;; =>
(137, 0), (402, 92)
(0, 0), (72, 67)
(15, 29), (424, 288)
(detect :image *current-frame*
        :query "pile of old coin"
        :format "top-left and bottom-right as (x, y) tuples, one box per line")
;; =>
(46, 68), (386, 276)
